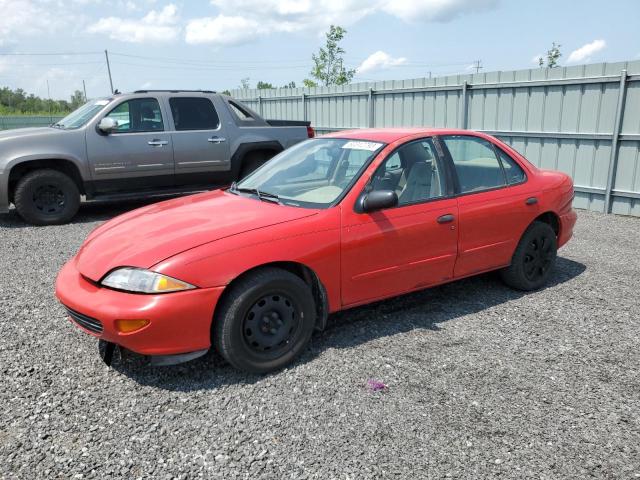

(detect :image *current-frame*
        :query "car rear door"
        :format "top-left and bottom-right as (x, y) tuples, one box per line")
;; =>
(85, 96), (174, 188)
(166, 96), (231, 186)
(438, 134), (541, 278)
(340, 138), (458, 306)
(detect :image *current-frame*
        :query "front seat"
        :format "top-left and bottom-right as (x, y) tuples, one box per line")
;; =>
(399, 161), (431, 204)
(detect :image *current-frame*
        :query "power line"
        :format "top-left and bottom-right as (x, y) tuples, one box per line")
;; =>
(0, 51), (102, 56)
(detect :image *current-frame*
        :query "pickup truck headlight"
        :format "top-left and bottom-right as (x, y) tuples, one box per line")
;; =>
(101, 268), (195, 294)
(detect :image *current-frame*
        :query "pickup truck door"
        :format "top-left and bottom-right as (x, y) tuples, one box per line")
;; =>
(85, 97), (174, 188)
(165, 96), (231, 186)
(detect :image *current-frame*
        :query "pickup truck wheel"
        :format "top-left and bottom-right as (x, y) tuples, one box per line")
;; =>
(500, 221), (557, 291)
(239, 152), (268, 179)
(13, 169), (80, 225)
(214, 268), (316, 373)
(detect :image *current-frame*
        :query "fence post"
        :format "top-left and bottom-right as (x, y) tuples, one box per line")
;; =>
(460, 81), (469, 129)
(368, 87), (374, 127)
(257, 95), (263, 116)
(604, 70), (628, 214)
(301, 92), (306, 121)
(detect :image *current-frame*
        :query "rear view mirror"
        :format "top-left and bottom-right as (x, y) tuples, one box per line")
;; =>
(359, 190), (398, 213)
(98, 117), (118, 134)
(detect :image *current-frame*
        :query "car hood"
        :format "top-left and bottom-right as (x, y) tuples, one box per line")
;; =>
(0, 127), (63, 141)
(75, 190), (318, 282)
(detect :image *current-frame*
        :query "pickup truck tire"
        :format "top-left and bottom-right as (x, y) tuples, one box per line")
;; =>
(14, 169), (80, 226)
(213, 267), (316, 373)
(239, 151), (269, 179)
(500, 221), (557, 291)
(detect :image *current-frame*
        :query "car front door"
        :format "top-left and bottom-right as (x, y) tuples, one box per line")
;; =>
(439, 135), (541, 278)
(166, 96), (231, 186)
(340, 138), (459, 307)
(85, 97), (174, 189)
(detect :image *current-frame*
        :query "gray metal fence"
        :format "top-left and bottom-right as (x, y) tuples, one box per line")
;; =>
(232, 60), (640, 216)
(0, 116), (62, 130)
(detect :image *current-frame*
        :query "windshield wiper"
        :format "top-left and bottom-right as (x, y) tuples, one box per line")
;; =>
(231, 184), (280, 204)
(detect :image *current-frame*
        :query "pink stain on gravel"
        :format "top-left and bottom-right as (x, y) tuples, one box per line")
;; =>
(366, 379), (388, 392)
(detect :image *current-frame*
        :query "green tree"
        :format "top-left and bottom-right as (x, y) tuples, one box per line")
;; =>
(302, 79), (318, 88)
(240, 77), (250, 89)
(283, 81), (296, 89)
(256, 81), (275, 89)
(310, 25), (355, 86)
(70, 90), (85, 109)
(539, 42), (562, 68)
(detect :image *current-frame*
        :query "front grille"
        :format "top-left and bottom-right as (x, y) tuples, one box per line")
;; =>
(65, 307), (103, 334)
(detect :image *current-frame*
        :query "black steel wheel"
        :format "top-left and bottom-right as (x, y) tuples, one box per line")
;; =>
(13, 169), (80, 225)
(214, 267), (316, 373)
(501, 221), (558, 291)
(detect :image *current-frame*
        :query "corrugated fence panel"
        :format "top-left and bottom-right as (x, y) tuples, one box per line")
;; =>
(0, 116), (63, 130)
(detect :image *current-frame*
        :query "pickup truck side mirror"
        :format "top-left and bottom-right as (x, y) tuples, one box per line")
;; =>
(358, 190), (398, 213)
(97, 117), (118, 134)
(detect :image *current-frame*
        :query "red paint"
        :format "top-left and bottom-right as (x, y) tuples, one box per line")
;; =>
(56, 129), (577, 357)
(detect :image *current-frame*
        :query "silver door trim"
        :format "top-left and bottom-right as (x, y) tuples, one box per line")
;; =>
(177, 160), (222, 166)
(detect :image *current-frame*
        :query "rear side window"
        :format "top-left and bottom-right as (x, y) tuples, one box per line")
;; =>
(229, 101), (254, 121)
(442, 135), (506, 193)
(169, 97), (220, 131)
(105, 98), (164, 133)
(497, 149), (526, 184)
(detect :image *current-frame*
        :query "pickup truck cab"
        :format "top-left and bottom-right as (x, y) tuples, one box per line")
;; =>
(0, 90), (313, 225)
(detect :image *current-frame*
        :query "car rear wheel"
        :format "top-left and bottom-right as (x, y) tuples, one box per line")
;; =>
(500, 221), (557, 291)
(13, 169), (80, 225)
(213, 267), (316, 373)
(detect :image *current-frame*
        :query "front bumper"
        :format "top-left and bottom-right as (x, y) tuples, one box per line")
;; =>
(55, 259), (225, 356)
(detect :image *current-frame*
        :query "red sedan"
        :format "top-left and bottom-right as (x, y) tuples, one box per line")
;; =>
(56, 128), (577, 373)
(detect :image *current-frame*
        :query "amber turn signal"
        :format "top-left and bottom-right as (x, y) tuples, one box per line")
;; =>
(115, 319), (150, 333)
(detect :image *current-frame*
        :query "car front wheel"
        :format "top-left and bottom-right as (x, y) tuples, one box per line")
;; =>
(500, 221), (558, 291)
(213, 267), (316, 373)
(13, 169), (80, 225)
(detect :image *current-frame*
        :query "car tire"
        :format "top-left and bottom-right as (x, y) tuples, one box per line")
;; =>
(500, 221), (558, 291)
(239, 152), (269, 179)
(213, 267), (316, 373)
(14, 169), (80, 225)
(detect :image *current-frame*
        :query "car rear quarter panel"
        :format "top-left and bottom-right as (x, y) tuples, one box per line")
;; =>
(151, 208), (343, 312)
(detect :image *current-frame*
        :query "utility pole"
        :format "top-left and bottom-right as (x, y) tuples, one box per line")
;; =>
(104, 49), (114, 94)
(474, 60), (483, 74)
(82, 80), (87, 101)
(46, 79), (52, 122)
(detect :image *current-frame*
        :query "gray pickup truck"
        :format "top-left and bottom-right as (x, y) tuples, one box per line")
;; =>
(0, 90), (313, 225)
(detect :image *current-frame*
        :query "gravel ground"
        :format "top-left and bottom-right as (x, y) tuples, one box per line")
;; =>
(0, 203), (639, 479)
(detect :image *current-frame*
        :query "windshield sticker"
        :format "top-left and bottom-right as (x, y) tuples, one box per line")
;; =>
(341, 141), (383, 151)
(95, 100), (110, 106)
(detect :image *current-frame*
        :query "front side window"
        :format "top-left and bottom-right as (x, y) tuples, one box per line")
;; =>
(170, 97), (220, 131)
(370, 139), (445, 205)
(104, 98), (164, 133)
(235, 138), (385, 208)
(442, 135), (506, 193)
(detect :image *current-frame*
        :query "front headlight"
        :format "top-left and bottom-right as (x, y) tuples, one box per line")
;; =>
(101, 268), (196, 294)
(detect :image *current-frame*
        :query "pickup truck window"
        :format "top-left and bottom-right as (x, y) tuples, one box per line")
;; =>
(229, 101), (254, 121)
(105, 98), (164, 133)
(169, 97), (220, 131)
(53, 99), (110, 129)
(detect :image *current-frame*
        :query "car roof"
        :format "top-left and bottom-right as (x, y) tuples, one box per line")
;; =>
(322, 128), (486, 143)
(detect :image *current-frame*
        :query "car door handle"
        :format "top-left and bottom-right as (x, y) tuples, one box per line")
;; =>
(148, 139), (168, 147)
(525, 197), (538, 205)
(437, 214), (455, 224)
(207, 137), (226, 144)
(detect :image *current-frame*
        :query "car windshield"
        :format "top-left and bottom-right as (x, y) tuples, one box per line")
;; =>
(53, 99), (111, 129)
(234, 138), (385, 208)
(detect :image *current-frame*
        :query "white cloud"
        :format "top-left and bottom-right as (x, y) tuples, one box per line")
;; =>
(567, 39), (606, 63)
(357, 51), (407, 74)
(185, 15), (263, 45)
(87, 4), (180, 43)
(0, 0), (70, 44)
(185, 0), (499, 45)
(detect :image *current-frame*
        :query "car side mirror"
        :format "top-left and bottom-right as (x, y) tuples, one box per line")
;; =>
(97, 117), (117, 134)
(359, 190), (398, 213)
